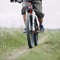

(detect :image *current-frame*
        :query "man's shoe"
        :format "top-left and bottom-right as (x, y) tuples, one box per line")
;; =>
(40, 25), (45, 32)
(23, 28), (26, 33)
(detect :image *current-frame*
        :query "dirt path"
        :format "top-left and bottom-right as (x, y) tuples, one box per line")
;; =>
(4, 48), (28, 60)
(38, 35), (48, 44)
(4, 33), (48, 60)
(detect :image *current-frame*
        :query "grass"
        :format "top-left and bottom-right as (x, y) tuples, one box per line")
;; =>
(0, 28), (27, 48)
(0, 28), (47, 60)
(0, 28), (46, 52)
(0, 28), (60, 60)
(0, 28), (27, 59)
(16, 31), (60, 60)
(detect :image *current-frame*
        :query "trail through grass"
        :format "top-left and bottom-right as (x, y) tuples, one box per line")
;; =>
(16, 31), (60, 60)
(0, 28), (60, 60)
(0, 28), (47, 60)
(0, 28), (27, 60)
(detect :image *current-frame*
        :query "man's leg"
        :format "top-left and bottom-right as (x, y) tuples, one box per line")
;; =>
(38, 17), (44, 32)
(38, 18), (43, 26)
(22, 14), (27, 33)
(22, 2), (32, 33)
(23, 14), (26, 26)
(21, 5), (26, 33)
(32, 0), (44, 32)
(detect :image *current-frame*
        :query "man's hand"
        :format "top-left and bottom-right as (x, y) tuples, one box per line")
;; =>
(10, 0), (17, 2)
(16, 0), (23, 3)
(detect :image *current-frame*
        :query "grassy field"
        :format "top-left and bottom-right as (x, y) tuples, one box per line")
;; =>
(0, 28), (47, 60)
(0, 28), (60, 60)
(0, 28), (27, 60)
(16, 31), (60, 60)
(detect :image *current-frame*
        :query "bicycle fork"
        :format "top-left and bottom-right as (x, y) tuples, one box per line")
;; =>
(26, 9), (38, 32)
(32, 11), (38, 32)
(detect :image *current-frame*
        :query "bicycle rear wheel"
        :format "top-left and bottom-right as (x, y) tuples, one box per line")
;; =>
(34, 33), (38, 46)
(34, 17), (38, 46)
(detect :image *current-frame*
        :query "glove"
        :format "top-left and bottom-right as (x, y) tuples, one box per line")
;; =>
(10, 0), (14, 2)
(16, 0), (23, 3)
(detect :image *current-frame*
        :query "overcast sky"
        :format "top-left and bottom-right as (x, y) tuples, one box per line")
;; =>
(0, 0), (60, 29)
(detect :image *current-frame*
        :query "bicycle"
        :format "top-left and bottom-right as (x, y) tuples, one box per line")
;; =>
(10, 0), (39, 48)
(24, 2), (39, 48)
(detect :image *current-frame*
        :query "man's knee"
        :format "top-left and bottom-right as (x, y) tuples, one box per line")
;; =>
(21, 7), (26, 15)
(35, 11), (44, 18)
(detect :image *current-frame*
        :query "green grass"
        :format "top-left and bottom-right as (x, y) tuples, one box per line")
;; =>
(17, 31), (60, 60)
(0, 28), (46, 52)
(0, 28), (60, 60)
(0, 28), (27, 59)
(0, 28), (47, 60)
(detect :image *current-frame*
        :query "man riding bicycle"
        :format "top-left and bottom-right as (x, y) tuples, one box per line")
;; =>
(17, 0), (45, 32)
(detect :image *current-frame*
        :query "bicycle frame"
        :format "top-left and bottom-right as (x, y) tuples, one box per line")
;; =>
(10, 1), (39, 48)
(23, 2), (39, 48)
(26, 2), (39, 32)
(26, 10), (39, 48)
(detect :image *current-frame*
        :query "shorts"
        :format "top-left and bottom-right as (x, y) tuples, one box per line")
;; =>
(21, 1), (44, 18)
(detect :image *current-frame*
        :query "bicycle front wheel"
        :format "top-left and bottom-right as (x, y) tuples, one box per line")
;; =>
(26, 14), (35, 48)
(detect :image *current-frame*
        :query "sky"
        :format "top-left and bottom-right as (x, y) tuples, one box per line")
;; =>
(0, 0), (60, 29)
